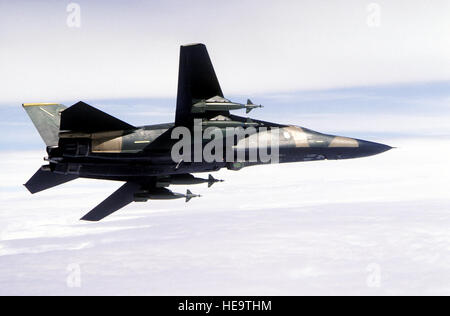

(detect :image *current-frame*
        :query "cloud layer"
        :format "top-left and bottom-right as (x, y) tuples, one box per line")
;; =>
(1, 137), (450, 295)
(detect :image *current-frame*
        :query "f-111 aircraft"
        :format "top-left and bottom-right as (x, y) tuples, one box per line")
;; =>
(23, 44), (391, 221)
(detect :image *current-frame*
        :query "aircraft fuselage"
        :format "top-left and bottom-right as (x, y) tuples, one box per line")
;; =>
(48, 116), (391, 181)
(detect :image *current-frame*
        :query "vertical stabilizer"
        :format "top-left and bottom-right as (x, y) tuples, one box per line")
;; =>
(22, 103), (66, 147)
(175, 43), (224, 126)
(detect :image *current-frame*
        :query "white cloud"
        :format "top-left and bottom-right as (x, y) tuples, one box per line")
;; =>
(1, 138), (450, 295)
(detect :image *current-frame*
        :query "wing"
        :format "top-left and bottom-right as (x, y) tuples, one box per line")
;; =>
(80, 182), (141, 221)
(175, 43), (225, 126)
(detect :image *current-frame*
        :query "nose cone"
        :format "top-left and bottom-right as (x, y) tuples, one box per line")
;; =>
(357, 139), (392, 157)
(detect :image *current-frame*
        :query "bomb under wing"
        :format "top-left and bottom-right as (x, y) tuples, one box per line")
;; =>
(22, 43), (392, 221)
(192, 96), (263, 114)
(156, 174), (223, 188)
(134, 188), (201, 202)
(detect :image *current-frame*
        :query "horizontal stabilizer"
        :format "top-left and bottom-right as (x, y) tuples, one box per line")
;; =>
(60, 101), (135, 133)
(24, 167), (78, 194)
(81, 182), (141, 222)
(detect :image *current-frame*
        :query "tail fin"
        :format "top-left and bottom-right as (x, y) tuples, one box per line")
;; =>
(24, 167), (78, 194)
(185, 189), (201, 202)
(186, 189), (193, 202)
(208, 174), (215, 188)
(175, 43), (224, 126)
(246, 99), (253, 114)
(22, 103), (66, 146)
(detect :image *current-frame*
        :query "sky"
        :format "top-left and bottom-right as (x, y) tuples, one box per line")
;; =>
(0, 0), (450, 296)
(0, 0), (449, 103)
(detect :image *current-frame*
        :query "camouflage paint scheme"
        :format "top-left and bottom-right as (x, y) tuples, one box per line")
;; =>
(22, 44), (391, 221)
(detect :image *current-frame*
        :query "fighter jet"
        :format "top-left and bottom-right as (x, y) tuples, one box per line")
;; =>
(23, 43), (392, 221)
